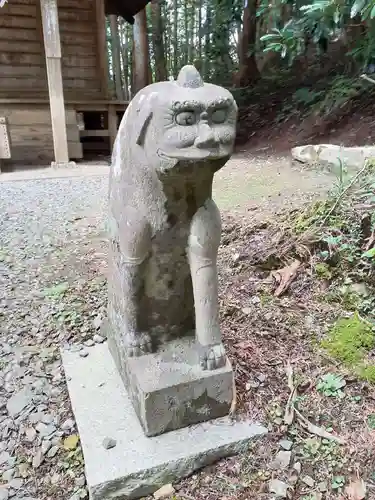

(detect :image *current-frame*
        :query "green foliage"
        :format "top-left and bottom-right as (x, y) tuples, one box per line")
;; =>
(259, 0), (375, 69)
(331, 475), (346, 490)
(260, 21), (305, 64)
(317, 373), (346, 397)
(367, 413), (375, 429)
(321, 313), (375, 382)
(316, 77), (366, 115)
(322, 313), (374, 365)
(314, 262), (333, 279)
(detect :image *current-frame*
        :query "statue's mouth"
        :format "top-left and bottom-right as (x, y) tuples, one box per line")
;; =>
(157, 147), (225, 161)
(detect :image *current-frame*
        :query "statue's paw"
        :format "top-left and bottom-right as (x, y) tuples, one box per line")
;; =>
(200, 343), (227, 371)
(126, 332), (153, 357)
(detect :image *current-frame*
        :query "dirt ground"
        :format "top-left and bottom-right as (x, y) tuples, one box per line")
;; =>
(1, 150), (374, 500)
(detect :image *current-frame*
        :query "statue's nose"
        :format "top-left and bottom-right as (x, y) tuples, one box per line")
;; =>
(194, 124), (217, 149)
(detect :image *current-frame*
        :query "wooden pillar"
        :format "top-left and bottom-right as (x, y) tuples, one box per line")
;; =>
(109, 15), (124, 100)
(40, 0), (69, 165)
(95, 0), (109, 98)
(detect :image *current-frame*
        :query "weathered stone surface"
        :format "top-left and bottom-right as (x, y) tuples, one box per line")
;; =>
(62, 343), (267, 500)
(107, 329), (234, 437)
(291, 144), (375, 169)
(106, 65), (238, 435)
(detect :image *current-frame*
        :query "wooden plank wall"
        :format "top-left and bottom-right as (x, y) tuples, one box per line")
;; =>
(1, 106), (82, 164)
(58, 0), (103, 99)
(0, 0), (104, 100)
(0, 0), (48, 97)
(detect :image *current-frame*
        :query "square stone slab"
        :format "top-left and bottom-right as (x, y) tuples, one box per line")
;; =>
(62, 343), (267, 500)
(107, 333), (234, 436)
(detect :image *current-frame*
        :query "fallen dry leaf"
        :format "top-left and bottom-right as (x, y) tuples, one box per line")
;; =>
(63, 434), (80, 451)
(271, 259), (301, 297)
(345, 479), (366, 500)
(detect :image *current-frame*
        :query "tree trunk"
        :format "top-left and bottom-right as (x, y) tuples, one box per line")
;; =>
(184, 0), (189, 64)
(119, 18), (129, 100)
(133, 8), (150, 94)
(198, 0), (202, 61)
(204, 2), (212, 79)
(234, 0), (261, 86)
(173, 0), (178, 78)
(189, 0), (195, 64)
(151, 0), (167, 81)
(109, 15), (124, 100)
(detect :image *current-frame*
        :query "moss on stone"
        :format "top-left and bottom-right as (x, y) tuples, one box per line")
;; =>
(321, 313), (375, 381)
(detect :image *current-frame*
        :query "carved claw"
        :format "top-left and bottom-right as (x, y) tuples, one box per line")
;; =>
(200, 343), (227, 371)
(125, 332), (153, 357)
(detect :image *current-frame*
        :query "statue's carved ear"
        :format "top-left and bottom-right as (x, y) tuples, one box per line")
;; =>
(135, 92), (158, 146)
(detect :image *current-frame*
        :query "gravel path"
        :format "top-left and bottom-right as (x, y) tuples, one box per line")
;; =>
(0, 177), (108, 500)
(0, 155), (335, 499)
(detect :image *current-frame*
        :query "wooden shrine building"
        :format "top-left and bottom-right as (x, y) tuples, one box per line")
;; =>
(0, 0), (149, 166)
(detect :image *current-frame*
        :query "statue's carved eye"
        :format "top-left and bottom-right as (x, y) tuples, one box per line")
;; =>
(175, 111), (196, 126)
(211, 108), (227, 124)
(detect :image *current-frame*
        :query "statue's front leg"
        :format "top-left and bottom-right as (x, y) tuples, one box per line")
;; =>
(188, 199), (226, 370)
(111, 212), (153, 357)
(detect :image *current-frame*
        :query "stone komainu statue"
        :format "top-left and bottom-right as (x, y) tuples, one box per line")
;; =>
(106, 65), (238, 436)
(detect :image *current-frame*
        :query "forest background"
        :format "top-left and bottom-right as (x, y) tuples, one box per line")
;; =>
(106, 0), (375, 148)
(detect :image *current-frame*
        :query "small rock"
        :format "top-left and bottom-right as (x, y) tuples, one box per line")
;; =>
(0, 452), (10, 466)
(153, 484), (176, 499)
(245, 380), (259, 390)
(41, 414), (54, 425)
(9, 478), (22, 490)
(2, 468), (15, 482)
(318, 481), (327, 492)
(6, 388), (32, 417)
(41, 440), (51, 455)
(251, 296), (261, 305)
(102, 437), (116, 450)
(35, 422), (55, 437)
(79, 349), (89, 358)
(270, 451), (291, 470)
(62, 418), (74, 431)
(84, 339), (95, 348)
(93, 316), (102, 330)
(293, 462), (302, 474)
(256, 373), (267, 383)
(241, 307), (252, 315)
(93, 334), (104, 344)
(29, 412), (43, 424)
(0, 487), (9, 500)
(32, 450), (44, 469)
(75, 476), (86, 487)
(25, 428), (36, 442)
(302, 475), (315, 488)
(18, 463), (29, 478)
(269, 479), (289, 498)
(47, 446), (59, 458)
(279, 439), (293, 451)
(50, 473), (60, 485)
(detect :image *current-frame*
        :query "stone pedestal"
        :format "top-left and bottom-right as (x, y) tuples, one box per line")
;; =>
(107, 329), (233, 436)
(62, 343), (267, 500)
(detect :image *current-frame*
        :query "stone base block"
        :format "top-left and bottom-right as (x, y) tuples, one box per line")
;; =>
(108, 333), (234, 436)
(62, 343), (267, 500)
